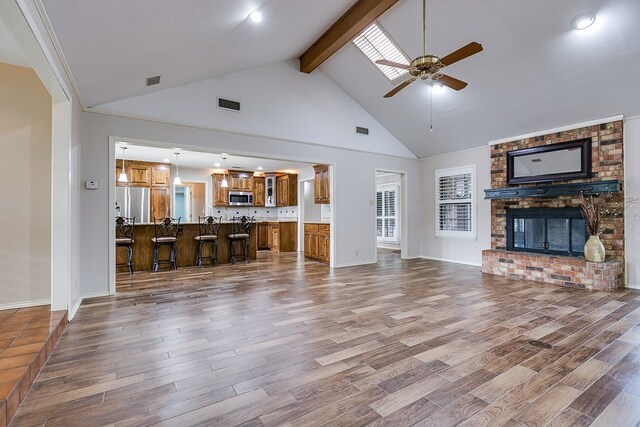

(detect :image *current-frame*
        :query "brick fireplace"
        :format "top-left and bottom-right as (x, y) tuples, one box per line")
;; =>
(481, 120), (625, 291)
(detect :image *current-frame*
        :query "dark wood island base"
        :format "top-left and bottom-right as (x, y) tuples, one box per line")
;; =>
(116, 223), (260, 272)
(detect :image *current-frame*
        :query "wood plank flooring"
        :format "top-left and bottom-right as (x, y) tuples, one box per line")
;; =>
(10, 250), (640, 426)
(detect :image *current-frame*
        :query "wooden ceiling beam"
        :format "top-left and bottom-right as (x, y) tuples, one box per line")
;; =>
(299, 0), (401, 74)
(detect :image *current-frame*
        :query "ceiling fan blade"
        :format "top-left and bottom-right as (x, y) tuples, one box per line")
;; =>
(438, 42), (483, 67)
(375, 59), (410, 70)
(435, 74), (468, 91)
(384, 77), (416, 98)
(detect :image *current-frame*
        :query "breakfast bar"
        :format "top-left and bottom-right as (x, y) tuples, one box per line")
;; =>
(115, 222), (260, 272)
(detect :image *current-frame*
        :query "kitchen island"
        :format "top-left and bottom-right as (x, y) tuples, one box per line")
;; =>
(116, 222), (266, 272)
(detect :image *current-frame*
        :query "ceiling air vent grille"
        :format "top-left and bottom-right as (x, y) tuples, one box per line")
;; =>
(356, 126), (369, 136)
(146, 75), (161, 86)
(218, 97), (241, 112)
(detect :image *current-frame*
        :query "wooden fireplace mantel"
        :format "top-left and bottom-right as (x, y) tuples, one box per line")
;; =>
(483, 179), (620, 200)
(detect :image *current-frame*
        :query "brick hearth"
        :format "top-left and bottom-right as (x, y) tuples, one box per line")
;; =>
(482, 249), (624, 291)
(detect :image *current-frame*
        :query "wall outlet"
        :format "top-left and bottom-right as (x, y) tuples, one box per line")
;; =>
(355, 249), (359, 256)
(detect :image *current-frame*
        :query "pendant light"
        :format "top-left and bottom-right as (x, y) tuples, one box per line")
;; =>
(118, 146), (129, 183)
(173, 152), (182, 185)
(221, 156), (229, 188)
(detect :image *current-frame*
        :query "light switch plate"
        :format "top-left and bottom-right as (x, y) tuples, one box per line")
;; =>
(85, 180), (99, 190)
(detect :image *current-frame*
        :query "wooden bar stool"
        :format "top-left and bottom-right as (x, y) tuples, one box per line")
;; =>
(194, 216), (221, 267)
(115, 216), (135, 274)
(152, 217), (180, 271)
(228, 216), (254, 264)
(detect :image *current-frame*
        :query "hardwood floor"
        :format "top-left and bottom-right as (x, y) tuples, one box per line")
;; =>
(10, 250), (640, 426)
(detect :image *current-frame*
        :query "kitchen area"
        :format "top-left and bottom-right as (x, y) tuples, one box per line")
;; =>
(114, 143), (332, 273)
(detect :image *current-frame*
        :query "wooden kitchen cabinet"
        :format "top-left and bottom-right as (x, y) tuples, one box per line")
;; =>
(276, 174), (298, 207)
(304, 223), (329, 263)
(151, 187), (170, 219)
(229, 172), (253, 192)
(253, 177), (265, 207)
(313, 164), (330, 204)
(212, 174), (228, 207)
(151, 164), (171, 187)
(259, 222), (297, 252)
(116, 160), (171, 189)
(257, 223), (269, 249)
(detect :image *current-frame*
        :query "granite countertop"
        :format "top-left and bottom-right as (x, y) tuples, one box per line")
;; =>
(133, 219), (298, 226)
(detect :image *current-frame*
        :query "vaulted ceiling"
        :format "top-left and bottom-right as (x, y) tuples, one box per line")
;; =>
(41, 0), (640, 158)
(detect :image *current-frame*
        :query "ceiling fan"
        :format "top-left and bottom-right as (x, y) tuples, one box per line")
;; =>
(376, 0), (483, 98)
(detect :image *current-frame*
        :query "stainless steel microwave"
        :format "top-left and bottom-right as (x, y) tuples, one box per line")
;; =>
(228, 191), (253, 206)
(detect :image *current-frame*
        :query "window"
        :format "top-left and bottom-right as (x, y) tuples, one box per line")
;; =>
(435, 165), (476, 239)
(376, 185), (399, 241)
(353, 22), (410, 82)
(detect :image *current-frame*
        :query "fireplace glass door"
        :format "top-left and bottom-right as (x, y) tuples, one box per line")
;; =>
(507, 208), (587, 256)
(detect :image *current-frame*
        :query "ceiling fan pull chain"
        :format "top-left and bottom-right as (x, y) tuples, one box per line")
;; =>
(430, 84), (434, 132)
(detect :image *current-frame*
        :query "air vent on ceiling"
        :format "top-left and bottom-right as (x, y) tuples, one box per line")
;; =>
(146, 75), (161, 86)
(356, 126), (369, 136)
(218, 97), (241, 112)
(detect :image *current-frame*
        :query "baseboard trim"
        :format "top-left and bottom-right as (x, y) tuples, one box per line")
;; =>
(0, 299), (51, 311)
(334, 260), (376, 268)
(420, 256), (482, 267)
(69, 297), (83, 320)
(83, 291), (111, 299)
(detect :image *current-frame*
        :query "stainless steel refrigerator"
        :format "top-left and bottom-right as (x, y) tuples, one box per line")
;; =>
(115, 187), (150, 223)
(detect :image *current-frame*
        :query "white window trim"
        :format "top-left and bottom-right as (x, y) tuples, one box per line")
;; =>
(435, 164), (477, 240)
(376, 183), (400, 243)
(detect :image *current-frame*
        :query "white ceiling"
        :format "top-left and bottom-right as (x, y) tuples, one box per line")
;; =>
(41, 0), (640, 158)
(116, 142), (313, 173)
(40, 0), (351, 107)
(0, 14), (31, 67)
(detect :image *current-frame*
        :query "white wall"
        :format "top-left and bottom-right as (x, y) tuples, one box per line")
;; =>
(81, 112), (422, 296)
(94, 60), (416, 159)
(625, 116), (640, 289)
(0, 62), (52, 308)
(420, 145), (492, 266)
(14, 0), (85, 316)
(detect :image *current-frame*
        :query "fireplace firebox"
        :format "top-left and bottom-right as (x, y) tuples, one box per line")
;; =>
(506, 208), (587, 256)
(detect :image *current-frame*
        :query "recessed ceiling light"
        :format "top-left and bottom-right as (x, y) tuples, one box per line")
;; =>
(571, 12), (596, 30)
(163, 158), (171, 163)
(249, 11), (262, 23)
(257, 166), (264, 171)
(214, 162), (221, 167)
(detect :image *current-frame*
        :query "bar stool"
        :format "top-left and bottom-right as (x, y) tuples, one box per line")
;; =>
(228, 216), (254, 264)
(194, 216), (221, 267)
(115, 216), (135, 274)
(152, 217), (180, 272)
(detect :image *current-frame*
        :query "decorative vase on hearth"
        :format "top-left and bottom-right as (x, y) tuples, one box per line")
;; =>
(584, 235), (605, 262)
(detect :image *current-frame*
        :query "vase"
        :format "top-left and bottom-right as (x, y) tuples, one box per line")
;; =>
(584, 235), (606, 262)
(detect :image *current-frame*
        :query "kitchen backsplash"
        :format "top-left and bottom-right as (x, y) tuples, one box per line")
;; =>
(213, 206), (298, 221)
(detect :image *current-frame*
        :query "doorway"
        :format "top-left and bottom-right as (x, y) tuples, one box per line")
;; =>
(173, 182), (205, 223)
(375, 171), (403, 260)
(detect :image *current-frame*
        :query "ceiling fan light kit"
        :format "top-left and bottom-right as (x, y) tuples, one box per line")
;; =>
(376, 0), (483, 98)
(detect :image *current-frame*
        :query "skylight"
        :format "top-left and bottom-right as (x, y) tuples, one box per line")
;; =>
(353, 22), (410, 81)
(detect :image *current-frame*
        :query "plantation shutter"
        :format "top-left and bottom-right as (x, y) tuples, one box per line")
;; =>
(435, 167), (475, 238)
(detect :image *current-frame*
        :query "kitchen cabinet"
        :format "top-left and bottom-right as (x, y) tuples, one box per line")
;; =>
(259, 222), (297, 252)
(253, 177), (265, 207)
(276, 174), (298, 207)
(151, 164), (171, 187)
(229, 172), (253, 192)
(313, 164), (330, 204)
(257, 223), (269, 249)
(212, 174), (228, 207)
(304, 223), (329, 263)
(116, 160), (172, 189)
(151, 187), (170, 219)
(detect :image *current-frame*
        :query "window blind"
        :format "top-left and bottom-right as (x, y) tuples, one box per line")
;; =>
(435, 166), (475, 238)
